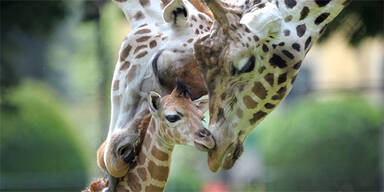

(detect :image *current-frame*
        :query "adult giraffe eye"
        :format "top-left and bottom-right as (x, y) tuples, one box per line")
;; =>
(165, 115), (181, 123)
(238, 56), (255, 74)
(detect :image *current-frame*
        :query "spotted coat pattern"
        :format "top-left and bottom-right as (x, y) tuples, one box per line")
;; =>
(105, 0), (348, 179)
(101, 0), (213, 186)
(108, 0), (211, 137)
(193, 0), (348, 172)
(206, 0), (348, 133)
(114, 91), (208, 192)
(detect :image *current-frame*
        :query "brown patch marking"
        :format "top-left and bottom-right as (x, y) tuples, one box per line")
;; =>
(250, 111), (267, 124)
(139, 0), (150, 7)
(113, 80), (119, 91)
(120, 45), (132, 62)
(149, 40), (157, 48)
(148, 160), (169, 181)
(243, 95), (258, 109)
(252, 82), (267, 99)
(134, 45), (148, 54)
(143, 133), (152, 151)
(135, 51), (148, 59)
(125, 65), (137, 84)
(134, 11), (145, 20)
(120, 61), (131, 71)
(137, 167), (147, 181)
(264, 73), (274, 86)
(146, 185), (163, 192)
(151, 145), (169, 161)
(137, 151), (146, 165)
(264, 103), (275, 109)
(134, 28), (151, 35)
(136, 36), (151, 43)
(126, 172), (141, 191)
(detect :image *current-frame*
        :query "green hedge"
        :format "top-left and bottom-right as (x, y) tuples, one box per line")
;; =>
(0, 81), (87, 191)
(256, 97), (382, 191)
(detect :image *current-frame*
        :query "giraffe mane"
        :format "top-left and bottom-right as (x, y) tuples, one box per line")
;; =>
(175, 78), (191, 98)
(131, 113), (152, 166)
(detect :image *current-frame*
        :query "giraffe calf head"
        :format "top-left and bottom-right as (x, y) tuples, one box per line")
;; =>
(148, 78), (214, 150)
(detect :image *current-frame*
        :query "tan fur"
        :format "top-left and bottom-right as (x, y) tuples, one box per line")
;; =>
(161, 0), (213, 18)
(189, 0), (213, 18)
(160, 57), (208, 100)
(89, 85), (213, 191)
(83, 177), (109, 192)
(97, 141), (106, 171)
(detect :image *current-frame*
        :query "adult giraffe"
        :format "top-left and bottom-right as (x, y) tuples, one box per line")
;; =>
(101, 0), (212, 179)
(101, 0), (348, 180)
(194, 0), (349, 172)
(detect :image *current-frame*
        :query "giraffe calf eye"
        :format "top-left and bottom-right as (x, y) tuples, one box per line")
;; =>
(165, 115), (181, 123)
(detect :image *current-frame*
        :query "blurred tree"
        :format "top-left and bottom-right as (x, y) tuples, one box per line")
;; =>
(256, 97), (382, 191)
(0, 80), (88, 191)
(81, 0), (112, 138)
(0, 0), (68, 110)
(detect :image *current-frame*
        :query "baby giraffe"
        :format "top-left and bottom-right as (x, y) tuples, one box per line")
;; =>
(87, 79), (214, 192)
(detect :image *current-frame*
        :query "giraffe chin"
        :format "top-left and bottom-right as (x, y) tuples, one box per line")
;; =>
(208, 142), (244, 172)
(222, 142), (244, 170)
(208, 150), (223, 173)
(207, 142), (234, 172)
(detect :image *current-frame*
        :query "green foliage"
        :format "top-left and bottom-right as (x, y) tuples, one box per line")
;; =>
(0, 80), (87, 190)
(0, 0), (68, 95)
(166, 146), (203, 192)
(0, 0), (68, 36)
(255, 97), (382, 191)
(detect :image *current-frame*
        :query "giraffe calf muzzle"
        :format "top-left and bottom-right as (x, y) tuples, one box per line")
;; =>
(194, 128), (215, 152)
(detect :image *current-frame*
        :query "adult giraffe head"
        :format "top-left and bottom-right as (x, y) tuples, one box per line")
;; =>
(194, 0), (347, 172)
(101, 0), (213, 178)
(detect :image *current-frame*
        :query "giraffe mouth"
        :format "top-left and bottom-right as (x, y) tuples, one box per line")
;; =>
(194, 128), (216, 152)
(194, 141), (210, 151)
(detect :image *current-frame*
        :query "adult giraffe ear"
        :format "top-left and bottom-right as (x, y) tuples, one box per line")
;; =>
(163, 0), (188, 26)
(194, 95), (209, 113)
(240, 2), (282, 40)
(148, 91), (162, 116)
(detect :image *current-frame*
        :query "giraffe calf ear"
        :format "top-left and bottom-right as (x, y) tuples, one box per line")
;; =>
(194, 95), (209, 113)
(240, 2), (282, 40)
(163, 0), (188, 26)
(148, 91), (162, 115)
